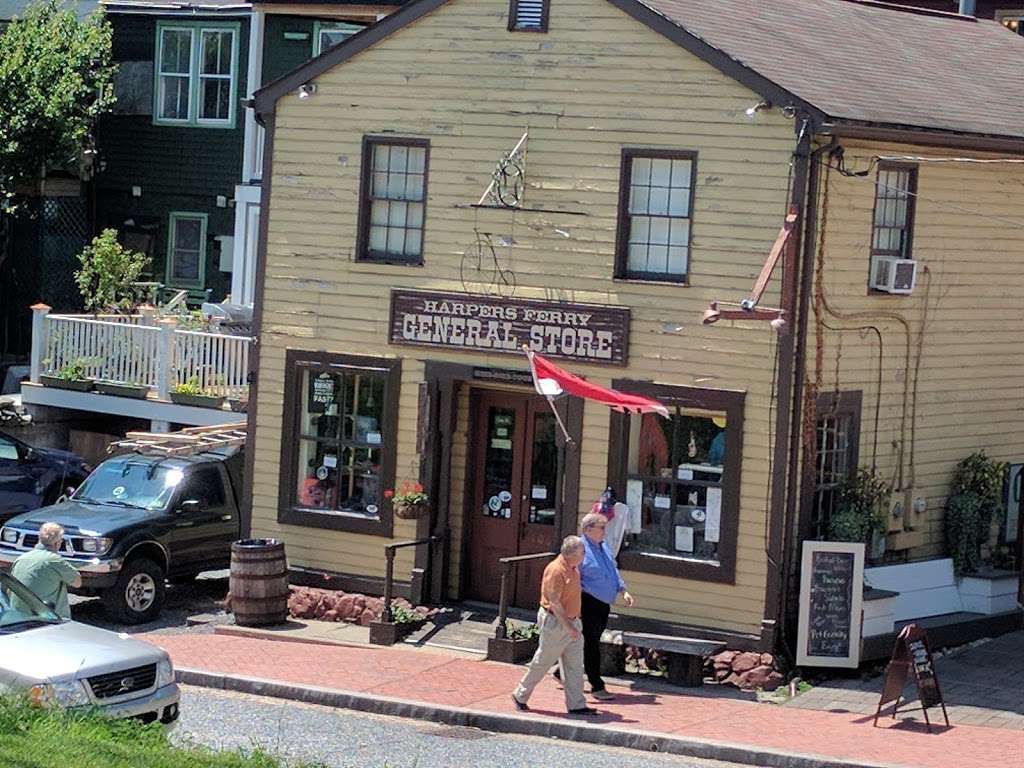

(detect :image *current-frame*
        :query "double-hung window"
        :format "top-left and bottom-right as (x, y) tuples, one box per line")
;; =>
(870, 164), (917, 261)
(357, 137), (429, 264)
(155, 22), (239, 128)
(616, 149), (696, 283)
(166, 212), (207, 289)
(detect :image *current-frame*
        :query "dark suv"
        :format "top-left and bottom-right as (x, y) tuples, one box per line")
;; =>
(0, 448), (242, 624)
(0, 432), (91, 524)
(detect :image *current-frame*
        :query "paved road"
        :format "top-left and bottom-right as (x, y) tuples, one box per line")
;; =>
(174, 686), (750, 768)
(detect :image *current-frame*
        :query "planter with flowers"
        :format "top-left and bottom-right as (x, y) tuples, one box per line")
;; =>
(385, 481), (430, 520)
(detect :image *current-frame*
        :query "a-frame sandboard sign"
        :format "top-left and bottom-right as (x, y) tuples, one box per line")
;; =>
(873, 624), (950, 732)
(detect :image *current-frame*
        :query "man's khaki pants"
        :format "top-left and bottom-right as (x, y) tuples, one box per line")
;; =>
(513, 607), (587, 711)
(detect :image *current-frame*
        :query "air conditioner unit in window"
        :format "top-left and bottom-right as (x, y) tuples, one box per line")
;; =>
(870, 256), (917, 294)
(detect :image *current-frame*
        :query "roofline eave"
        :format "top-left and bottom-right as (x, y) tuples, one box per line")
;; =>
(820, 120), (1024, 156)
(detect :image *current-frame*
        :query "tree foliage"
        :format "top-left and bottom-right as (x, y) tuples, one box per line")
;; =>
(75, 229), (150, 312)
(0, 0), (116, 212)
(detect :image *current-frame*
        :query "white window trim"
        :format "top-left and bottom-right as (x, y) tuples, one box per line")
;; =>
(312, 20), (365, 56)
(166, 212), (209, 290)
(154, 21), (240, 129)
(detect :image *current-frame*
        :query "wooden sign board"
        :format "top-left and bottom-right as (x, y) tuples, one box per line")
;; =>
(389, 289), (631, 366)
(796, 541), (865, 668)
(874, 624), (950, 732)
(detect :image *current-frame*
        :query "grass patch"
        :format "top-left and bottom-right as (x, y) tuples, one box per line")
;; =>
(0, 697), (319, 768)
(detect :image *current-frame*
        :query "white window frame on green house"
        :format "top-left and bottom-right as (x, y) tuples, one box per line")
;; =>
(312, 20), (365, 56)
(154, 21), (241, 129)
(166, 212), (208, 290)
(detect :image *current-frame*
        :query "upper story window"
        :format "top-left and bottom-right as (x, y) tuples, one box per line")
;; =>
(508, 0), (549, 32)
(871, 164), (917, 261)
(155, 22), (239, 128)
(615, 149), (696, 283)
(357, 137), (429, 264)
(314, 21), (366, 55)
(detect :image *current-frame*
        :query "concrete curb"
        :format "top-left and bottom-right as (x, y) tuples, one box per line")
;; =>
(176, 667), (907, 768)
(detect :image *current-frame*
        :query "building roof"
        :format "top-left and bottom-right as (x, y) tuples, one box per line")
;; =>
(632, 0), (1024, 141)
(255, 0), (1024, 146)
(100, 0), (249, 14)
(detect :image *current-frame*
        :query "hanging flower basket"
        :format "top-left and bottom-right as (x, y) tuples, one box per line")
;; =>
(393, 500), (430, 520)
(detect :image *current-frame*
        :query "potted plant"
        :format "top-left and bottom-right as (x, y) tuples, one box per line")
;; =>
(827, 467), (891, 559)
(169, 376), (226, 408)
(95, 379), (150, 399)
(486, 621), (540, 664)
(945, 451), (1008, 576)
(384, 481), (430, 520)
(40, 358), (95, 392)
(228, 387), (250, 413)
(369, 601), (430, 646)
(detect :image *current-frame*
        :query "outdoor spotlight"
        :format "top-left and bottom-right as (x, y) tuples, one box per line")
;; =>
(745, 100), (772, 118)
(701, 302), (721, 325)
(297, 83), (318, 100)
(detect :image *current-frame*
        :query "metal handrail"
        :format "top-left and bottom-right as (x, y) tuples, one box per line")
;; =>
(494, 551), (557, 640)
(381, 536), (441, 622)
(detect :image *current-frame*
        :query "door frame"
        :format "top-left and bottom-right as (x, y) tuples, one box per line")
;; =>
(412, 359), (582, 605)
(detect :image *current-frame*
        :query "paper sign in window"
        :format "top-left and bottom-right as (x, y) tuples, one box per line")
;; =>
(705, 487), (722, 543)
(531, 485), (547, 500)
(654, 494), (671, 510)
(674, 525), (694, 552)
(323, 454), (338, 469)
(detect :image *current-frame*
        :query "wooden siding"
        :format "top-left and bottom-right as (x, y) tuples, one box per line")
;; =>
(252, 0), (799, 635)
(806, 139), (1024, 560)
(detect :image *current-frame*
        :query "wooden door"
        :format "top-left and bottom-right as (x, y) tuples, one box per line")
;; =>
(466, 391), (560, 608)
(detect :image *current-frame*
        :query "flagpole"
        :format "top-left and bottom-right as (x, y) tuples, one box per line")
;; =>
(524, 345), (573, 444)
(546, 393), (573, 445)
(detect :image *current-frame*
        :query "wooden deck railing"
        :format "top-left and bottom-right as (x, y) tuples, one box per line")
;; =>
(29, 305), (254, 403)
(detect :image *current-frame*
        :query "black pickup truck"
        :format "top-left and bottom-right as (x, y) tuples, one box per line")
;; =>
(0, 447), (242, 624)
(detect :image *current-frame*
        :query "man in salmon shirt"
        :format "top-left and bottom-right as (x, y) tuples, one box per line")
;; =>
(511, 535), (597, 715)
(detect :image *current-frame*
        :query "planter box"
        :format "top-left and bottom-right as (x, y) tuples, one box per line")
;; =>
(959, 569), (1021, 615)
(369, 619), (420, 646)
(169, 391), (226, 409)
(95, 381), (150, 399)
(862, 586), (899, 638)
(40, 375), (93, 392)
(228, 398), (248, 413)
(487, 635), (539, 664)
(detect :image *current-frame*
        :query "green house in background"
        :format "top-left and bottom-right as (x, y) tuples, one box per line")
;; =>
(96, 0), (405, 308)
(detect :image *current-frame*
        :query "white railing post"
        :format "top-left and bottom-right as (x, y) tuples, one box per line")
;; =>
(156, 318), (177, 400)
(29, 304), (51, 384)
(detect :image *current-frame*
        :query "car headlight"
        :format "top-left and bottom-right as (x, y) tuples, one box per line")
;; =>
(0, 528), (17, 544)
(28, 680), (90, 708)
(76, 537), (113, 555)
(156, 658), (174, 688)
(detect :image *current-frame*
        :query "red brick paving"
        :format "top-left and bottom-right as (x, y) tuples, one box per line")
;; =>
(149, 634), (1023, 768)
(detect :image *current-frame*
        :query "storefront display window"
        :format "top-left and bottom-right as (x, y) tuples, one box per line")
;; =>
(608, 381), (743, 582)
(279, 351), (400, 536)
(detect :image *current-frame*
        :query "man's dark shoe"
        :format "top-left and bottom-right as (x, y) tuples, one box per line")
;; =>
(552, 667), (561, 681)
(568, 707), (599, 715)
(511, 695), (529, 712)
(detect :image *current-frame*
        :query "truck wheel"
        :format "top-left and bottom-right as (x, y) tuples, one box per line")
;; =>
(103, 558), (166, 624)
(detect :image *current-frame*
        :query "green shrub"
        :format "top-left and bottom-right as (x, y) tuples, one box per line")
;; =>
(75, 229), (151, 313)
(828, 467), (891, 546)
(945, 452), (1008, 575)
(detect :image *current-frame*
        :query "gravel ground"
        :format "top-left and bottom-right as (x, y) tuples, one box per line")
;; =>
(173, 686), (751, 768)
(69, 570), (232, 636)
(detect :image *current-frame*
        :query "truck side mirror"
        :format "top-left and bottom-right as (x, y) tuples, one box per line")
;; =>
(179, 499), (202, 515)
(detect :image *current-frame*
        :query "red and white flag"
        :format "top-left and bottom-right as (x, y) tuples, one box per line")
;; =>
(524, 346), (669, 421)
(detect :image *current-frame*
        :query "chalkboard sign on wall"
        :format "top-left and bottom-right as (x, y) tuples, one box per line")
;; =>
(797, 541), (865, 668)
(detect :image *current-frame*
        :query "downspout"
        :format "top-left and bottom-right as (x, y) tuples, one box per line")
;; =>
(777, 135), (839, 656)
(761, 116), (813, 651)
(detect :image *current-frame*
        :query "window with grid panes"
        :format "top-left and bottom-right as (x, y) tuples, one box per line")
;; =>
(154, 22), (238, 127)
(809, 392), (861, 540)
(358, 139), (428, 263)
(870, 164), (916, 261)
(617, 150), (696, 282)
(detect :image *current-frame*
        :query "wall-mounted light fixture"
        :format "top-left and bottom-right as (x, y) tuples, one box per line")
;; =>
(745, 100), (772, 119)
(297, 83), (318, 100)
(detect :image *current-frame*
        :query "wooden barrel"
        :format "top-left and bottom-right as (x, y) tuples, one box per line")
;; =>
(230, 538), (289, 627)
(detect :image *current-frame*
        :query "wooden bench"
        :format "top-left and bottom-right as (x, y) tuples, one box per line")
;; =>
(601, 630), (726, 687)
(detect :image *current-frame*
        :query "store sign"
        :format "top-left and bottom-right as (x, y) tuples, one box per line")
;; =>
(796, 541), (865, 668)
(389, 290), (630, 365)
(308, 372), (335, 413)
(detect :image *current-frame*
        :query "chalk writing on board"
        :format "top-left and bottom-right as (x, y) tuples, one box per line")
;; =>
(806, 550), (855, 658)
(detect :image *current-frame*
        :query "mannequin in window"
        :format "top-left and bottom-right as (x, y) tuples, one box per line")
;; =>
(590, 487), (628, 557)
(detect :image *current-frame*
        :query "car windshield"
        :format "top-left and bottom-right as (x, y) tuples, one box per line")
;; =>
(72, 459), (185, 511)
(0, 573), (61, 629)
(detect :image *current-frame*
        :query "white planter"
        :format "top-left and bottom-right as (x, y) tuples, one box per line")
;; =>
(958, 571), (1020, 615)
(862, 588), (898, 638)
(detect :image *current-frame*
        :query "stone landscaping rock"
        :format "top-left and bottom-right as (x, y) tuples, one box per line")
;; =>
(286, 585), (438, 627)
(731, 652), (761, 673)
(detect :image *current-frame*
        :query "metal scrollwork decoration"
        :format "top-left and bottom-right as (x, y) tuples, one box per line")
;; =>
(460, 230), (516, 298)
(478, 132), (527, 210)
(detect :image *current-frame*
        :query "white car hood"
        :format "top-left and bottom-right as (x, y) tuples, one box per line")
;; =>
(0, 621), (166, 683)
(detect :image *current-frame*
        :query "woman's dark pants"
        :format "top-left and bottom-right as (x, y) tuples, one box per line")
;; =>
(580, 591), (611, 692)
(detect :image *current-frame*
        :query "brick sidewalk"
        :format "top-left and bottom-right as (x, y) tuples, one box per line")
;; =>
(149, 633), (1023, 768)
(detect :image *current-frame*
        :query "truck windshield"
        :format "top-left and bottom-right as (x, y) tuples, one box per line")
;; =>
(73, 459), (185, 511)
(0, 573), (61, 629)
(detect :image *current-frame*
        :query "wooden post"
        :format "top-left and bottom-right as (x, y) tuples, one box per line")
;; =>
(29, 304), (51, 383)
(156, 317), (177, 400)
(382, 546), (396, 623)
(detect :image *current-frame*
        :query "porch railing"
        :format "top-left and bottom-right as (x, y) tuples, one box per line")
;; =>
(494, 551), (557, 640)
(29, 304), (254, 402)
